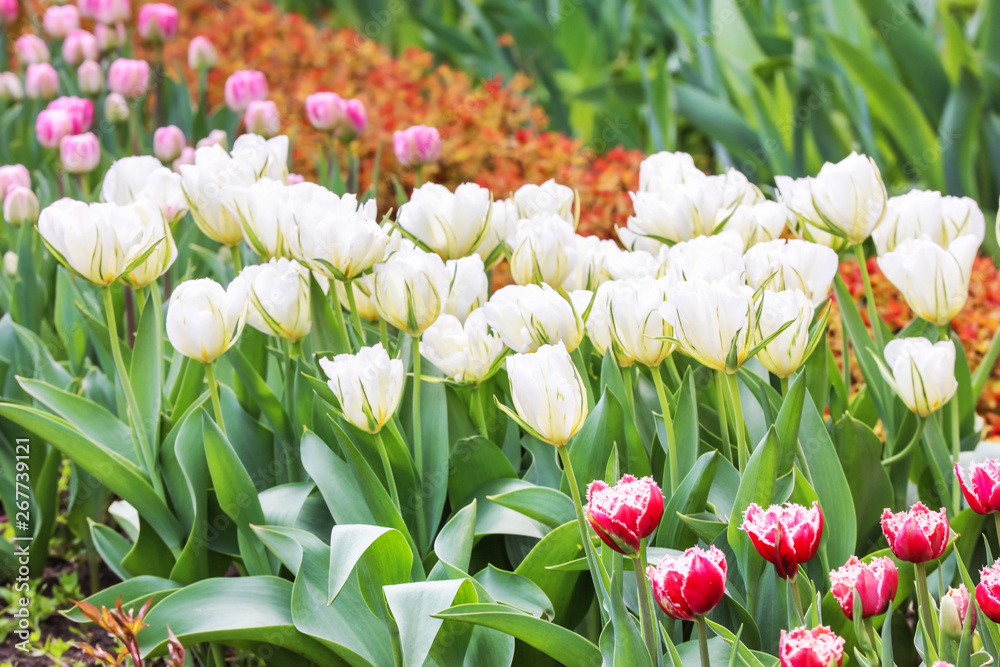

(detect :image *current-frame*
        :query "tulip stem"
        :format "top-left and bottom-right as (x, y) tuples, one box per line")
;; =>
(327, 280), (351, 353)
(864, 618), (880, 666)
(882, 417), (925, 466)
(915, 561), (938, 653)
(942, 326), (962, 509)
(283, 342), (299, 483)
(632, 547), (659, 663)
(204, 361), (226, 436)
(695, 615), (710, 667)
(651, 366), (678, 493)
(230, 244), (243, 275)
(789, 575), (806, 625)
(779, 376), (789, 397)
(853, 243), (885, 352)
(414, 165), (423, 189)
(374, 430), (400, 510)
(344, 279), (366, 346)
(411, 334), (427, 549)
(471, 386), (490, 440)
(725, 373), (748, 471)
(714, 371), (733, 464)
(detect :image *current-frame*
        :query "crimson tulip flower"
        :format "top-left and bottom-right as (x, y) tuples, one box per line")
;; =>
(880, 502), (949, 563)
(955, 460), (1000, 514)
(741, 501), (823, 579)
(829, 555), (897, 619)
(779, 625), (845, 667)
(646, 545), (727, 621)
(584, 474), (663, 557)
(976, 561), (1000, 623)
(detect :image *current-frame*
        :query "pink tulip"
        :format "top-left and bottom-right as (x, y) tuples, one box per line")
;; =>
(956, 460), (1000, 514)
(287, 173), (304, 185)
(154, 125), (186, 162)
(43, 5), (80, 39)
(224, 70), (268, 113)
(305, 91), (367, 139)
(60, 132), (101, 174)
(940, 584), (976, 640)
(3, 186), (39, 226)
(977, 561), (1000, 623)
(78, 60), (104, 95)
(1, 0), (17, 24)
(62, 30), (100, 66)
(47, 97), (94, 134)
(0, 72), (23, 101)
(741, 502), (824, 579)
(35, 109), (75, 149)
(104, 92), (129, 123)
(779, 626), (845, 667)
(25, 64), (59, 100)
(95, 22), (126, 51)
(646, 545), (727, 621)
(188, 36), (217, 70)
(584, 474), (663, 556)
(244, 100), (280, 138)
(171, 146), (195, 173)
(880, 502), (949, 563)
(108, 59), (150, 98)
(829, 555), (897, 619)
(79, 0), (130, 24)
(15, 35), (50, 65)
(137, 3), (179, 43)
(0, 165), (30, 202)
(196, 129), (228, 150)
(393, 125), (441, 168)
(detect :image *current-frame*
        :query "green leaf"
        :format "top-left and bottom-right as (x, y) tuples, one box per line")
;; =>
(64, 575), (180, 623)
(130, 288), (163, 458)
(608, 572), (654, 667)
(486, 485), (575, 529)
(89, 520), (133, 581)
(514, 522), (584, 625)
(328, 524), (411, 613)
(829, 415), (893, 550)
(774, 372), (806, 476)
(473, 565), (554, 620)
(657, 452), (720, 549)
(431, 500), (478, 579)
(168, 412), (211, 585)
(385, 579), (478, 667)
(228, 347), (294, 444)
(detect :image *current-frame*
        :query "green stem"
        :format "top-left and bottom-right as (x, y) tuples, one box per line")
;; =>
(77, 172), (91, 202)
(789, 574), (806, 625)
(283, 341), (298, 483)
(621, 365), (635, 415)
(379, 318), (390, 351)
(204, 361), (226, 436)
(633, 547), (658, 663)
(942, 326), (961, 509)
(882, 417), (925, 466)
(471, 385), (490, 440)
(780, 376), (789, 397)
(714, 371), (733, 464)
(995, 513), (1000, 548)
(374, 430), (400, 510)
(210, 643), (225, 667)
(344, 279), (366, 347)
(696, 615), (710, 667)
(327, 280), (351, 353)
(726, 372), (748, 470)
(128, 102), (140, 156)
(651, 366), (678, 493)
(915, 561), (938, 653)
(411, 334), (427, 549)
(414, 164), (423, 189)
(854, 243), (885, 351)
(864, 618), (880, 666)
(664, 355), (682, 386)
(230, 244), (243, 274)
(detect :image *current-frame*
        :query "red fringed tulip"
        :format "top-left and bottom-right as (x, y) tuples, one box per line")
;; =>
(976, 561), (1000, 623)
(741, 501), (823, 579)
(955, 460), (1000, 514)
(829, 555), (897, 619)
(779, 626), (845, 667)
(584, 474), (662, 556)
(880, 502), (949, 563)
(940, 584), (975, 640)
(646, 545), (727, 621)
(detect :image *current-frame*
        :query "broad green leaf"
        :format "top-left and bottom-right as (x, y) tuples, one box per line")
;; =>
(328, 524), (411, 612)
(228, 347), (295, 444)
(829, 415), (893, 550)
(89, 520), (132, 581)
(657, 452), (720, 549)
(431, 500), (478, 580)
(169, 413), (211, 585)
(385, 579), (478, 667)
(486, 484), (575, 528)
(514, 521), (584, 625)
(64, 575), (180, 623)
(130, 288), (163, 459)
(448, 435), (518, 507)
(774, 372), (805, 476)
(474, 565), (554, 620)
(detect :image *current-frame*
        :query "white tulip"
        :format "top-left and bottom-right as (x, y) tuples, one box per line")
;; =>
(225, 177), (293, 258)
(179, 145), (257, 246)
(166, 277), (248, 363)
(396, 182), (492, 259)
(513, 179), (577, 226)
(120, 199), (176, 289)
(798, 152), (887, 246)
(877, 235), (978, 326)
(420, 310), (506, 384)
(754, 289), (815, 378)
(472, 197), (518, 268)
(659, 274), (756, 373)
(664, 231), (745, 283)
(372, 248), (450, 336)
(230, 133), (289, 183)
(744, 238), (839, 307)
(607, 277), (674, 367)
(872, 189), (985, 255)
(319, 343), (404, 433)
(238, 258), (313, 342)
(444, 254), (488, 323)
(508, 214), (578, 286)
(605, 248), (665, 281)
(724, 200), (791, 246)
(638, 151), (704, 192)
(562, 236), (624, 290)
(3, 251), (18, 275)
(617, 225), (667, 254)
(881, 337), (958, 416)
(483, 283), (584, 353)
(581, 283), (615, 360)
(38, 199), (159, 287)
(101, 155), (188, 224)
(776, 175), (847, 250)
(506, 342), (589, 447)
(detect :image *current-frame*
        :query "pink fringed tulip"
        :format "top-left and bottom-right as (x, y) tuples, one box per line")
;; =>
(47, 97), (94, 134)
(60, 132), (100, 174)
(35, 109), (74, 148)
(0, 165), (30, 200)
(305, 91), (367, 139)
(43, 5), (80, 39)
(137, 3), (179, 43)
(741, 502), (823, 579)
(15, 35), (50, 65)
(940, 584), (976, 640)
(646, 545), (727, 621)
(956, 460), (1000, 514)
(244, 100), (280, 138)
(25, 64), (59, 100)
(977, 561), (1000, 623)
(154, 125), (186, 162)
(188, 36), (217, 70)
(224, 70), (267, 113)
(393, 125), (441, 167)
(584, 474), (663, 556)
(880, 502), (949, 563)
(62, 29), (100, 66)
(829, 555), (897, 619)
(779, 626), (845, 667)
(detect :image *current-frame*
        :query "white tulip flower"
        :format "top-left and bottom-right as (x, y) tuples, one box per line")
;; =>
(873, 189), (985, 255)
(166, 277), (248, 363)
(319, 343), (404, 433)
(239, 258), (313, 342)
(372, 248), (450, 336)
(582, 283), (615, 360)
(472, 197), (517, 268)
(776, 174), (847, 250)
(420, 310), (506, 384)
(607, 277), (674, 367)
(396, 182), (492, 259)
(337, 273), (378, 322)
(664, 231), (746, 283)
(120, 199), (177, 290)
(508, 214), (578, 286)
(444, 254), (488, 323)
(506, 342), (589, 447)
(102, 155), (188, 224)
(483, 283), (584, 353)
(179, 144), (257, 246)
(638, 151), (704, 192)
(796, 152), (887, 246)
(877, 235), (978, 326)
(230, 133), (289, 183)
(880, 337), (958, 416)
(724, 200), (792, 246)
(513, 179), (577, 226)
(744, 238), (839, 307)
(754, 289), (816, 378)
(225, 177), (293, 258)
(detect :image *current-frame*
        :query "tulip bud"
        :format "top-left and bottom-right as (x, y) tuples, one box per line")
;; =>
(744, 238), (839, 307)
(0, 72), (23, 101)
(955, 460), (1000, 514)
(239, 258), (313, 342)
(60, 132), (101, 174)
(484, 283), (584, 353)
(779, 626), (846, 667)
(881, 502), (949, 563)
(47, 96), (94, 133)
(874, 190), (985, 256)
(244, 100), (280, 138)
(420, 310), (506, 385)
(104, 92), (129, 124)
(166, 277), (248, 363)
(880, 337), (958, 417)
(585, 474), (663, 556)
(107, 59), (151, 99)
(35, 109), (74, 149)
(647, 546), (727, 620)
(606, 277), (674, 368)
(43, 5), (79, 39)
(287, 173), (304, 186)
(95, 22), (126, 52)
(25, 64), (59, 100)
(305, 91), (366, 139)
(940, 585), (975, 640)
(188, 36), (217, 70)
(1, 0), (17, 24)
(442, 255), (488, 323)
(791, 152), (887, 247)
(77, 60), (104, 95)
(79, 0), (131, 24)
(514, 179), (577, 227)
(0, 165), (31, 199)
(224, 70), (268, 114)
(372, 248), (450, 336)
(15, 35), (50, 65)
(755, 289), (816, 378)
(172, 146), (195, 173)
(137, 3), (179, 43)
(397, 182), (492, 260)
(829, 555), (898, 620)
(196, 128), (228, 150)
(877, 236), (978, 326)
(508, 214), (578, 286)
(3, 186), (40, 226)
(3, 251), (17, 275)
(62, 29), (100, 67)
(506, 342), (588, 447)
(153, 125), (186, 163)
(638, 151), (704, 191)
(319, 343), (404, 434)
(741, 501), (824, 579)
(392, 125), (441, 168)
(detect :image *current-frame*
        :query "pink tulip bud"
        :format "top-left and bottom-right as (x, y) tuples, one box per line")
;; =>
(79, 0), (130, 24)
(0, 72), (23, 101)
(742, 501), (824, 579)
(0, 166), (30, 201)
(171, 146), (195, 173)
(196, 128), (228, 150)
(880, 502), (949, 563)
(62, 29), (100, 66)
(154, 125), (186, 162)
(779, 626), (845, 667)
(15, 35), (51, 66)
(829, 555), (897, 620)
(244, 100), (280, 138)
(955, 460), (1000, 514)
(584, 474), (663, 556)
(978, 561), (1000, 623)
(47, 96), (94, 134)
(3, 185), (39, 226)
(104, 92), (129, 123)
(1, 0), (17, 24)
(43, 5), (80, 39)
(393, 125), (441, 168)
(305, 91), (367, 140)
(108, 59), (150, 98)
(77, 60), (104, 95)
(137, 3), (178, 43)
(95, 22), (126, 51)
(940, 584), (976, 640)
(35, 109), (74, 149)
(187, 36), (217, 70)
(224, 70), (267, 113)
(60, 132), (101, 173)
(287, 173), (304, 185)
(25, 64), (59, 100)
(646, 545), (727, 620)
